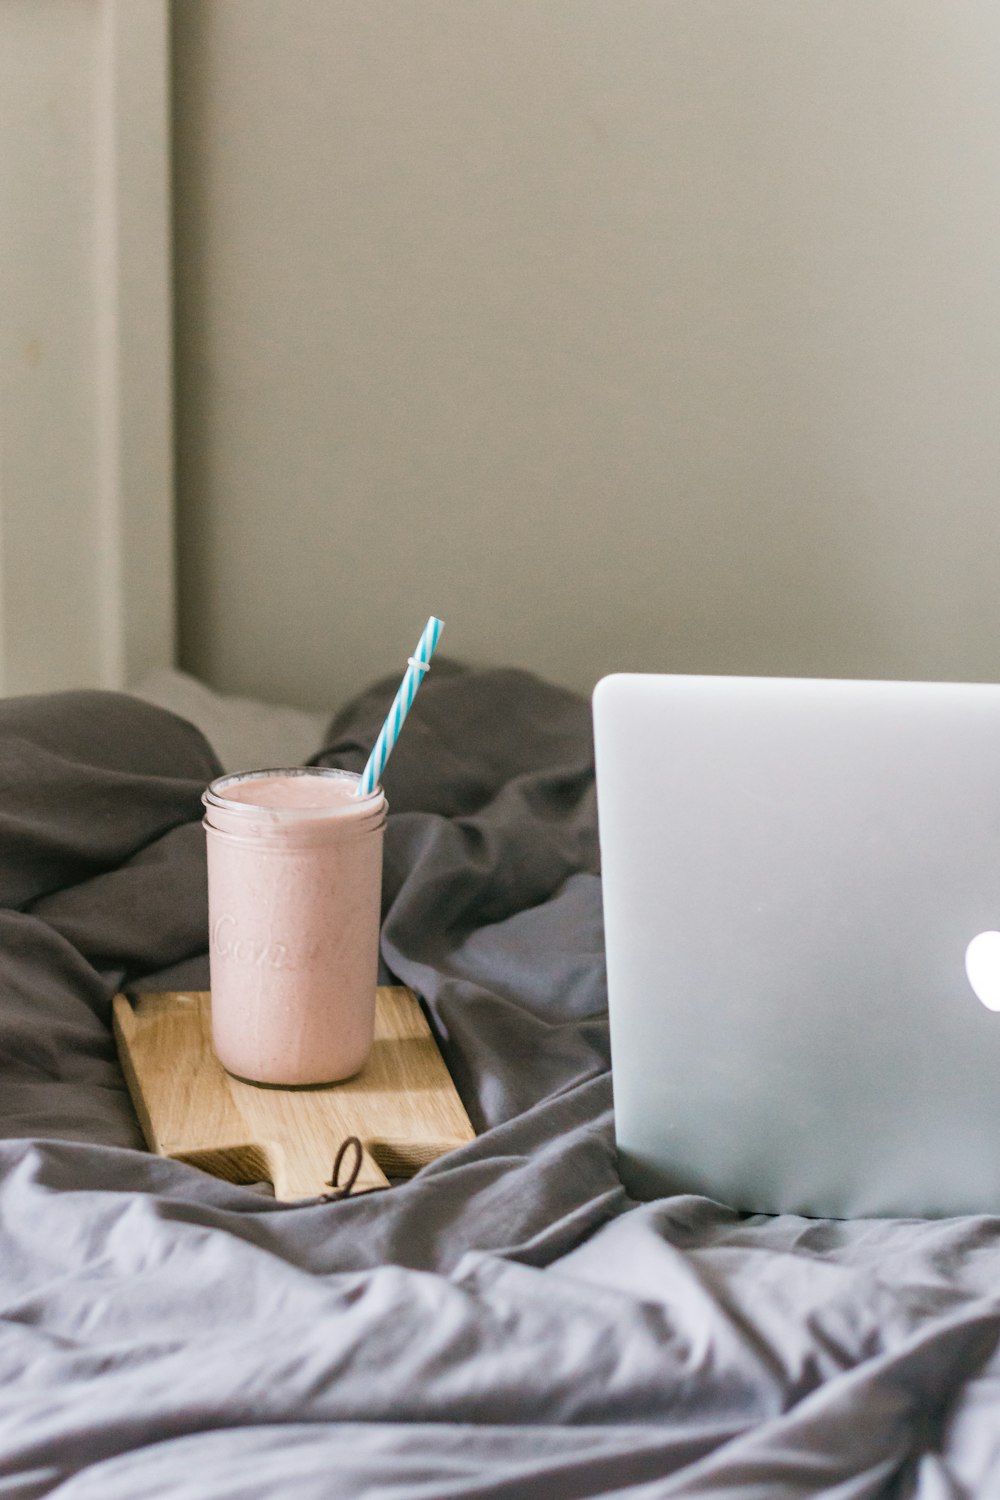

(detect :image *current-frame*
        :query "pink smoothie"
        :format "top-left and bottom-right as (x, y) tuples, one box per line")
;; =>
(220, 775), (363, 811)
(203, 769), (387, 1086)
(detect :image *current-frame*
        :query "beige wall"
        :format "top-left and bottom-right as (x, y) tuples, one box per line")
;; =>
(173, 1), (1000, 710)
(1, 0), (174, 696)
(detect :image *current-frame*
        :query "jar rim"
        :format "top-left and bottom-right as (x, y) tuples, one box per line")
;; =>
(202, 766), (385, 821)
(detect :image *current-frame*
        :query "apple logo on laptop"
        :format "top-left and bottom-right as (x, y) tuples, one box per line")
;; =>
(965, 932), (1000, 1011)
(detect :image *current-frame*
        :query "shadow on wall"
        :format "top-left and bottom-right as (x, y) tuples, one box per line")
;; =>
(171, 1), (1000, 707)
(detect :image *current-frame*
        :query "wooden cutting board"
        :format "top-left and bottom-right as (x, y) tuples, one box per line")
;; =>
(112, 987), (475, 1200)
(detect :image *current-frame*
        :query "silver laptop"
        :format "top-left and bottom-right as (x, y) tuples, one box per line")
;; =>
(593, 672), (1000, 1219)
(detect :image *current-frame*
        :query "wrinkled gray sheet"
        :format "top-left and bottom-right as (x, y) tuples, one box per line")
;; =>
(2, 667), (999, 1499)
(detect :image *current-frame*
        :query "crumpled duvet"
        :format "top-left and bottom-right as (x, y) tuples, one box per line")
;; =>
(0, 667), (998, 1498)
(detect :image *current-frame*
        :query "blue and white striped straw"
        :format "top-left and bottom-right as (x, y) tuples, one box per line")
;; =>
(356, 616), (444, 796)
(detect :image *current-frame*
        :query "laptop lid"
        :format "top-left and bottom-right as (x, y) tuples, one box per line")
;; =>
(593, 672), (1000, 1219)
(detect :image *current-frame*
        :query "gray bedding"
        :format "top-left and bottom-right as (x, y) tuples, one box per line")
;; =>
(1, 667), (998, 1498)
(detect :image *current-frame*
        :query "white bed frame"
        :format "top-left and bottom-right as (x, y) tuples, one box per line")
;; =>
(1, 0), (174, 697)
